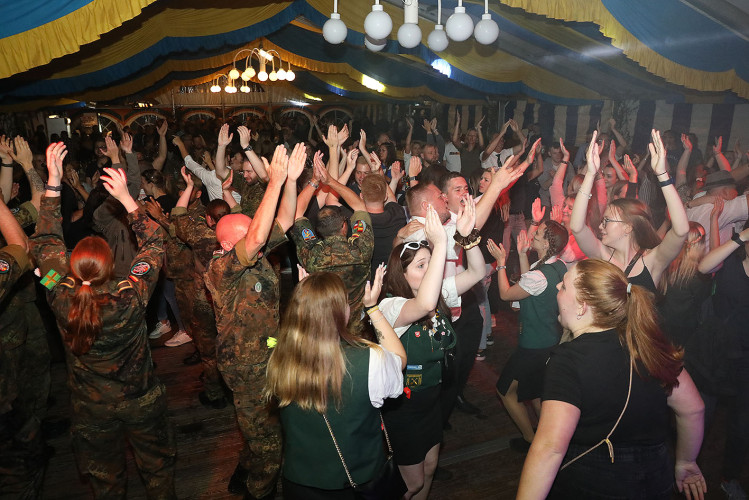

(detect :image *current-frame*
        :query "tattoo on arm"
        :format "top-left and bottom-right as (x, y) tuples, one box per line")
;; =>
(373, 326), (384, 342)
(26, 167), (45, 193)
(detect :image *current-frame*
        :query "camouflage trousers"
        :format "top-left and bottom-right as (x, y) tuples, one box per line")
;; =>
(180, 278), (224, 402)
(220, 362), (282, 499)
(17, 302), (50, 433)
(71, 383), (176, 500)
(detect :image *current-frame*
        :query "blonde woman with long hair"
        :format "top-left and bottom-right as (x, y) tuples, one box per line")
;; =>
(265, 269), (406, 499)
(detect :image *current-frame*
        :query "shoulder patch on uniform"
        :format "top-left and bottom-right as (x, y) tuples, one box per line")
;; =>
(117, 279), (134, 292)
(130, 261), (151, 276)
(212, 248), (226, 259)
(254, 282), (262, 293)
(60, 277), (75, 289)
(352, 219), (367, 233)
(301, 227), (316, 242)
(40, 269), (62, 290)
(0, 259), (9, 274)
(348, 235), (360, 243)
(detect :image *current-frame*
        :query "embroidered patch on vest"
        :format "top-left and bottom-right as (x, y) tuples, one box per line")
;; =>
(130, 261), (151, 276)
(301, 227), (316, 242)
(254, 282), (262, 293)
(0, 259), (9, 273)
(352, 220), (366, 233)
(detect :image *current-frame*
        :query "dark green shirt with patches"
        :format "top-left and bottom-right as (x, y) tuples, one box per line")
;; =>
(30, 196), (165, 404)
(290, 210), (374, 317)
(204, 222), (287, 373)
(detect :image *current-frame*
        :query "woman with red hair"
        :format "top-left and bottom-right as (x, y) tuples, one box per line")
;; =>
(30, 143), (175, 499)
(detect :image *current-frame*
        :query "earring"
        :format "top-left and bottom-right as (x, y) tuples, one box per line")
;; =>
(576, 313), (582, 320)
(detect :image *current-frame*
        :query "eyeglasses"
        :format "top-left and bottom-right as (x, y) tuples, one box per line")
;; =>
(399, 240), (429, 259)
(601, 217), (625, 229)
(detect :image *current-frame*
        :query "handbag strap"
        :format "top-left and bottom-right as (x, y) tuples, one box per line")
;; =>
(560, 359), (633, 470)
(322, 411), (392, 489)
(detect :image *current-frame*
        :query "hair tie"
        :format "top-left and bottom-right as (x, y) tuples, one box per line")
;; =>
(81, 281), (92, 287)
(626, 283), (632, 295)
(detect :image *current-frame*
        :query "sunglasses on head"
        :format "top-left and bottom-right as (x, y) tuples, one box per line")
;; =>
(399, 240), (429, 259)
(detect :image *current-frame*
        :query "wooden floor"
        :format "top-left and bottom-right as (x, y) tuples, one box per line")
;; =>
(13, 309), (749, 499)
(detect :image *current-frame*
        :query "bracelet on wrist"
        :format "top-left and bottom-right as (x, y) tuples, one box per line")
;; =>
(243, 144), (253, 152)
(308, 181), (319, 189)
(656, 171), (669, 178)
(658, 177), (674, 188)
(498, 265), (507, 270)
(732, 233), (746, 246)
(454, 228), (480, 247)
(45, 184), (63, 192)
(578, 190), (592, 199)
(366, 305), (379, 315)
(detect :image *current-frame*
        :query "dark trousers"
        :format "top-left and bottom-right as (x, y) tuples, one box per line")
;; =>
(723, 353), (749, 480)
(440, 290), (482, 425)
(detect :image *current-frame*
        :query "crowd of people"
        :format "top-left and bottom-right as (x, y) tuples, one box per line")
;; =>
(1, 108), (748, 499)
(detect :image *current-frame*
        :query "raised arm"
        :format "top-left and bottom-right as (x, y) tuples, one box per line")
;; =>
(151, 120), (168, 171)
(243, 145), (288, 258)
(646, 129), (689, 280)
(0, 190), (27, 250)
(120, 133), (141, 199)
(453, 197), (486, 294)
(698, 224), (749, 274)
(481, 121), (509, 162)
(475, 116), (485, 148)
(475, 151), (530, 230)
(550, 139), (569, 208)
(675, 134), (692, 190)
(486, 239), (532, 302)
(509, 119), (526, 155)
(364, 264), (407, 369)
(608, 118), (628, 151)
(607, 141), (628, 181)
(391, 206), (448, 327)
(388, 161), (403, 201)
(358, 129), (374, 169)
(451, 111), (461, 148)
(570, 131), (607, 259)
(404, 118), (414, 155)
(713, 137), (731, 172)
(277, 142), (306, 232)
(214, 123), (233, 180)
(10, 136), (44, 211)
(315, 159), (365, 212)
(221, 170), (238, 210)
(242, 128), (269, 182)
(175, 167), (195, 209)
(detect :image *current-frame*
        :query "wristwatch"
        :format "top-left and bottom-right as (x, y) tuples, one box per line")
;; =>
(243, 144), (253, 152)
(732, 233), (746, 246)
(45, 184), (63, 192)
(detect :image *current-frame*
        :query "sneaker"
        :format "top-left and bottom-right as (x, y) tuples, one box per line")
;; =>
(475, 350), (486, 361)
(148, 321), (171, 339)
(164, 330), (192, 347)
(485, 335), (495, 346)
(721, 480), (748, 500)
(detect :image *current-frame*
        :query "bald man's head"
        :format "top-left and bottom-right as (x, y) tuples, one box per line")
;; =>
(215, 213), (252, 251)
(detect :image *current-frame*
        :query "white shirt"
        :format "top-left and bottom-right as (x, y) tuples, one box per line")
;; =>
(686, 194), (748, 248)
(443, 142), (462, 172)
(367, 347), (405, 408)
(518, 256), (559, 296)
(481, 147), (514, 170)
(184, 155), (223, 201)
(404, 214), (463, 277)
(378, 276), (460, 337)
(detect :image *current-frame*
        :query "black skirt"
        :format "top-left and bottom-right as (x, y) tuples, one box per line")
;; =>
(496, 346), (552, 401)
(381, 384), (442, 466)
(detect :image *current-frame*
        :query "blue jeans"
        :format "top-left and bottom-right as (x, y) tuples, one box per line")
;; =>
(550, 442), (673, 499)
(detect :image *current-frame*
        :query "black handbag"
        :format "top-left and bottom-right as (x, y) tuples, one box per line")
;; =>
(322, 412), (408, 500)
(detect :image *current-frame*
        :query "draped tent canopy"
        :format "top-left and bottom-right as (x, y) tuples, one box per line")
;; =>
(0, 0), (747, 111)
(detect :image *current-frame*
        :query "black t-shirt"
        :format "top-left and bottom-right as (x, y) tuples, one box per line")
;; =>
(543, 329), (670, 447)
(714, 251), (749, 347)
(368, 202), (407, 277)
(155, 194), (177, 216)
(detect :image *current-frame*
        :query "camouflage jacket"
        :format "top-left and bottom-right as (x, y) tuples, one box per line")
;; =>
(204, 221), (287, 371)
(163, 202), (204, 280)
(235, 176), (267, 218)
(0, 244), (28, 304)
(290, 210), (374, 315)
(171, 205), (220, 273)
(10, 201), (38, 229)
(30, 196), (164, 404)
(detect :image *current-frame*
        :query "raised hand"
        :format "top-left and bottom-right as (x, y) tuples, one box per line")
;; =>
(476, 115), (485, 130)
(486, 239), (506, 265)
(287, 142), (307, 182)
(369, 151), (381, 172)
(500, 201), (510, 222)
(516, 230), (531, 254)
(64, 168), (82, 189)
(681, 133), (693, 152)
(531, 197), (546, 223)
(314, 157), (330, 185)
(422, 118), (432, 133)
(711, 196), (724, 219)
(120, 132), (133, 154)
(338, 124), (350, 145)
(526, 138), (542, 165)
(363, 263), (386, 308)
(550, 205), (562, 223)
(157, 120), (168, 136)
(430, 117), (438, 134)
(323, 124), (339, 148)
(218, 123), (233, 147)
(0, 136), (12, 163)
(359, 128), (368, 148)
(101, 167), (132, 202)
(263, 145), (289, 186)
(585, 130), (601, 176)
(144, 197), (165, 220)
(409, 156), (422, 177)
(713, 136), (723, 156)
(237, 126), (252, 149)
(608, 118), (616, 130)
(456, 195), (477, 237)
(623, 154), (637, 180)
(105, 136), (120, 162)
(10, 136), (33, 166)
(180, 166), (194, 187)
(221, 169), (234, 191)
(608, 140), (617, 162)
(346, 148), (360, 170)
(648, 129), (667, 176)
(390, 161), (404, 183)
(424, 204), (447, 247)
(559, 138), (570, 162)
(45, 142), (67, 184)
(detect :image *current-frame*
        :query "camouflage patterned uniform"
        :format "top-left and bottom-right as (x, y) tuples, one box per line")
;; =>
(0, 244), (30, 416)
(30, 196), (176, 500)
(203, 222), (287, 500)
(171, 205), (224, 403)
(233, 175), (267, 218)
(9, 200), (38, 229)
(290, 210), (374, 322)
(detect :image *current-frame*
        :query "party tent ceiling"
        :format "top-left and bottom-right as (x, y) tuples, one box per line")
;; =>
(0, 0), (748, 110)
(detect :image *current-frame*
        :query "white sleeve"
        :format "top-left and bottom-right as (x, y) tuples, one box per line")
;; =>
(184, 156), (222, 200)
(378, 296), (411, 337)
(368, 347), (405, 408)
(441, 275), (461, 307)
(518, 269), (548, 296)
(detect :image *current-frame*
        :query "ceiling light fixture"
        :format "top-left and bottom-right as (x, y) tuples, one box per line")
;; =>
(364, 0), (393, 40)
(474, 0), (499, 45)
(427, 0), (449, 51)
(397, 0), (421, 49)
(445, 0), (474, 42)
(323, 0), (348, 44)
